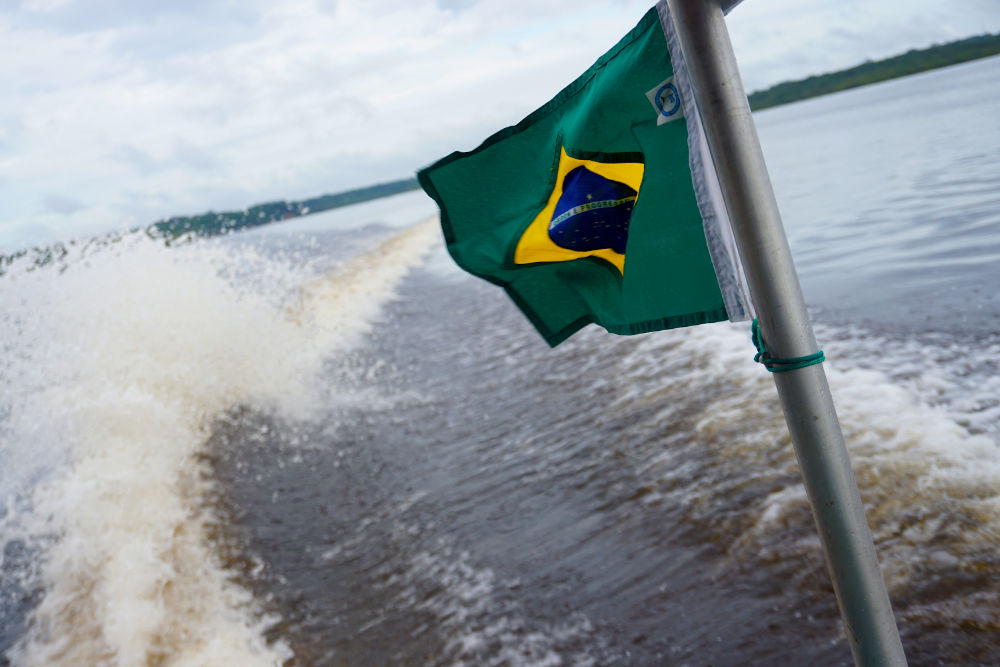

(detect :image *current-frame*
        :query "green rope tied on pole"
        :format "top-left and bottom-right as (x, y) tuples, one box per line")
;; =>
(751, 318), (825, 373)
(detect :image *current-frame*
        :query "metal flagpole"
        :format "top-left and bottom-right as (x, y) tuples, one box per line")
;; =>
(663, 1), (907, 664)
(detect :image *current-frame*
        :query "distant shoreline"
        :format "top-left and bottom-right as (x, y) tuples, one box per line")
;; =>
(148, 177), (421, 242)
(0, 178), (422, 272)
(747, 32), (1000, 111)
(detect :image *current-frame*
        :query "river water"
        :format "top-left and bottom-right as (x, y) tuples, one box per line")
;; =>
(1, 55), (999, 665)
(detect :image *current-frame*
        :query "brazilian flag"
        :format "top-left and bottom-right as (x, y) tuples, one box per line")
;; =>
(418, 2), (749, 346)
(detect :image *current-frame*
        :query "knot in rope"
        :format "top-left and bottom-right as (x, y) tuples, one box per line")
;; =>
(751, 318), (825, 373)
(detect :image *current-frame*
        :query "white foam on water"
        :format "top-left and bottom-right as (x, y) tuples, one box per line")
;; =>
(613, 319), (1000, 600)
(387, 534), (604, 667)
(0, 218), (439, 665)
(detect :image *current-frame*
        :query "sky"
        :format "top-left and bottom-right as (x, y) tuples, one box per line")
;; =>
(1, 0), (998, 252)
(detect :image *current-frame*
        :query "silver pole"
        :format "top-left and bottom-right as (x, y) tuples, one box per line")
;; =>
(664, 1), (907, 664)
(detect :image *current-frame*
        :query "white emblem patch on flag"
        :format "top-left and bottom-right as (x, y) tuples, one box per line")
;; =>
(646, 76), (684, 125)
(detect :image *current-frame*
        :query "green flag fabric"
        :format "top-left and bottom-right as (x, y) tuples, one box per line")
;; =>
(418, 1), (750, 346)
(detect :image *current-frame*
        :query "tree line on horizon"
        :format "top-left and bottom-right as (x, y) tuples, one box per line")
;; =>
(748, 32), (1000, 111)
(148, 177), (420, 242)
(0, 178), (420, 273)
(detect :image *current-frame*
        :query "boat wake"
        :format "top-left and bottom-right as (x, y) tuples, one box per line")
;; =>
(0, 219), (439, 665)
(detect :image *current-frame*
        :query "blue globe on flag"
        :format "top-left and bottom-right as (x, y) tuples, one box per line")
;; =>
(547, 166), (637, 255)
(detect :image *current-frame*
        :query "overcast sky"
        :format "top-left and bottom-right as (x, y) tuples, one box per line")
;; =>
(1, 0), (998, 252)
